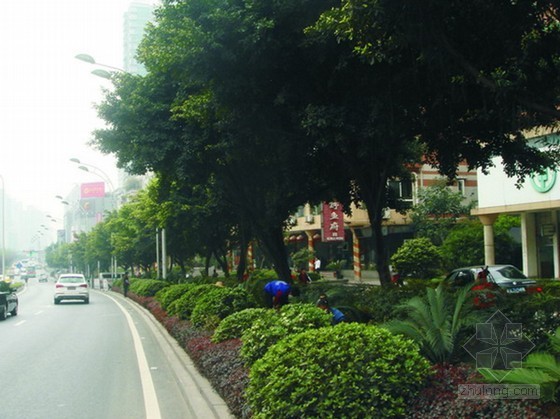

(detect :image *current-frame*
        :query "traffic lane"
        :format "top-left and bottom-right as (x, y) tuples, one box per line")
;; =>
(0, 284), (144, 419)
(102, 292), (234, 419)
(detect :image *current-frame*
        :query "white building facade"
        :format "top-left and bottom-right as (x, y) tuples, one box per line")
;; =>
(474, 131), (560, 279)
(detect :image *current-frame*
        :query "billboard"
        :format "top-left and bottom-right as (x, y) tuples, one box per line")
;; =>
(80, 182), (105, 198)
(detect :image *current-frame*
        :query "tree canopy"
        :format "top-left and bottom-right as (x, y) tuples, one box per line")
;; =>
(92, 0), (560, 285)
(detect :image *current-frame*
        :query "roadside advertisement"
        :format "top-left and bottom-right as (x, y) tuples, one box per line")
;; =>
(80, 182), (105, 198)
(322, 201), (345, 242)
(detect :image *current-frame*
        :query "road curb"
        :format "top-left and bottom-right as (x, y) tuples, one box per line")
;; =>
(106, 291), (234, 419)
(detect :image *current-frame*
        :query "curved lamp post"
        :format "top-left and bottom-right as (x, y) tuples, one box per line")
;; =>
(75, 54), (125, 79)
(70, 158), (117, 211)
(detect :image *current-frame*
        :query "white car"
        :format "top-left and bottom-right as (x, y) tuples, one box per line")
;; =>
(54, 274), (89, 304)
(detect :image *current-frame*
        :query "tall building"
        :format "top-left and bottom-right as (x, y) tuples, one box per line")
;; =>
(123, 1), (155, 75)
(121, 1), (156, 192)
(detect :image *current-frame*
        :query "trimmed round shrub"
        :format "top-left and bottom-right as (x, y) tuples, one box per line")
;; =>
(190, 286), (257, 329)
(129, 279), (170, 297)
(156, 283), (194, 311)
(390, 237), (443, 279)
(246, 323), (432, 418)
(240, 304), (331, 366)
(212, 308), (270, 343)
(167, 284), (217, 319)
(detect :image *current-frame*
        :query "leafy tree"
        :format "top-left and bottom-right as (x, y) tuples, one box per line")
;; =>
(412, 179), (475, 245)
(390, 237), (443, 279)
(94, 0), (344, 282)
(307, 0), (560, 285)
(45, 242), (72, 271)
(440, 215), (521, 270)
(93, 0), (560, 289)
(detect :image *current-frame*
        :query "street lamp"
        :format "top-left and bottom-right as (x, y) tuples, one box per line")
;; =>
(70, 158), (116, 210)
(75, 54), (125, 79)
(75, 54), (125, 72)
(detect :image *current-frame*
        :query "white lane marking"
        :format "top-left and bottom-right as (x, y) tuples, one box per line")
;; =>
(14, 320), (26, 327)
(104, 294), (162, 419)
(34, 311), (43, 315)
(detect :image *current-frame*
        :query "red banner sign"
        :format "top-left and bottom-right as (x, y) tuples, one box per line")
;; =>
(80, 182), (105, 198)
(322, 202), (345, 242)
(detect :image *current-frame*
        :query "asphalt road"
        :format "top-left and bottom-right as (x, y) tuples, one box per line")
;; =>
(0, 278), (232, 419)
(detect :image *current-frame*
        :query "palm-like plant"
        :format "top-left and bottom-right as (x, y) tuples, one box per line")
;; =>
(479, 327), (560, 402)
(383, 284), (481, 363)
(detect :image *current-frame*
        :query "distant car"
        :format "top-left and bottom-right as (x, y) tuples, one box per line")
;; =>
(38, 273), (48, 283)
(54, 274), (89, 304)
(444, 265), (542, 295)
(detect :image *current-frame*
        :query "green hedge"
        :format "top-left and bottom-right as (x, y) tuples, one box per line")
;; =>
(190, 286), (257, 329)
(155, 283), (194, 311)
(212, 308), (269, 343)
(167, 284), (217, 319)
(246, 323), (432, 418)
(240, 304), (331, 366)
(129, 279), (170, 297)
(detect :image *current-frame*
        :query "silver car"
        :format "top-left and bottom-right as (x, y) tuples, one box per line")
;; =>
(54, 274), (89, 304)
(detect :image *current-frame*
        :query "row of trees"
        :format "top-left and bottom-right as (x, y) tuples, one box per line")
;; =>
(45, 179), (232, 279)
(86, 0), (560, 285)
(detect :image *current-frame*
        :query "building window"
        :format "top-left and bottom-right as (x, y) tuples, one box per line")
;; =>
(389, 180), (413, 201)
(457, 178), (466, 196)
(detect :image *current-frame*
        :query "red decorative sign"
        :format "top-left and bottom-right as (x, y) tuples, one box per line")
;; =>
(81, 182), (105, 198)
(322, 202), (345, 242)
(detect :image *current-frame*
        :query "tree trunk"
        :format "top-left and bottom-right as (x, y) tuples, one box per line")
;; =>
(236, 242), (248, 281)
(359, 178), (394, 287)
(256, 225), (292, 283)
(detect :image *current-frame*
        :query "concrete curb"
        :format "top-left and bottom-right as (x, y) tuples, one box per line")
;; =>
(108, 291), (235, 419)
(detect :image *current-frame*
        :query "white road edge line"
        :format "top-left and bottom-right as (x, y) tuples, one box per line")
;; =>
(105, 294), (162, 419)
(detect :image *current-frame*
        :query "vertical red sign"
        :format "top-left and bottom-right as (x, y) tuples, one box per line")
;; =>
(322, 201), (345, 242)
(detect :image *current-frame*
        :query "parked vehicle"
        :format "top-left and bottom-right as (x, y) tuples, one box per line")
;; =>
(444, 265), (542, 295)
(54, 274), (89, 304)
(0, 282), (18, 320)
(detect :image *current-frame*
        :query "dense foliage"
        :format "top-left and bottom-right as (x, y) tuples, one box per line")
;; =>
(87, 0), (560, 287)
(383, 285), (483, 363)
(155, 283), (194, 311)
(129, 279), (169, 297)
(240, 304), (331, 366)
(390, 237), (443, 279)
(246, 323), (432, 418)
(189, 286), (257, 329)
(408, 363), (544, 418)
(212, 308), (269, 343)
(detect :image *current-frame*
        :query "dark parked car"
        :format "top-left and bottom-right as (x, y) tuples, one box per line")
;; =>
(0, 282), (18, 320)
(444, 265), (542, 295)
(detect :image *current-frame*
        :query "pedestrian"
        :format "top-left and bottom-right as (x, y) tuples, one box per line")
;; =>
(263, 280), (300, 309)
(297, 268), (311, 285)
(123, 272), (130, 298)
(316, 295), (346, 325)
(314, 258), (321, 272)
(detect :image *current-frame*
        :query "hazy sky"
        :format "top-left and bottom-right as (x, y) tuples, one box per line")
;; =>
(0, 1), (157, 225)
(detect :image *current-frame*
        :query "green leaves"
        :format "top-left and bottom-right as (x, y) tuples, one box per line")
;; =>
(383, 284), (480, 363)
(390, 237), (443, 279)
(246, 323), (431, 418)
